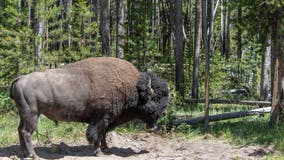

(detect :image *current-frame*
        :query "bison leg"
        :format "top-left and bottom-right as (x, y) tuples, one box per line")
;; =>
(100, 133), (108, 151)
(86, 121), (103, 155)
(86, 117), (112, 155)
(18, 113), (39, 159)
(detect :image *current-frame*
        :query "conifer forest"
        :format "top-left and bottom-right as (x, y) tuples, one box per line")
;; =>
(1, 0), (284, 159)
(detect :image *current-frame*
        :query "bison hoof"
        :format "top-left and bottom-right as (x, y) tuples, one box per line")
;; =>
(101, 147), (111, 154)
(24, 154), (40, 160)
(93, 148), (102, 156)
(93, 147), (111, 156)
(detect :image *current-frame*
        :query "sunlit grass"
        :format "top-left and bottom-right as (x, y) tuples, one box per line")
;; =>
(0, 112), (87, 147)
(0, 112), (19, 146)
(36, 116), (86, 143)
(2, 108), (284, 159)
(157, 104), (284, 159)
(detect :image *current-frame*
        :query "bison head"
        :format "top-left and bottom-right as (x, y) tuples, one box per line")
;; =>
(137, 71), (169, 130)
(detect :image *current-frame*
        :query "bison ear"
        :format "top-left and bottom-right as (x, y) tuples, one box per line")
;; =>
(137, 72), (154, 104)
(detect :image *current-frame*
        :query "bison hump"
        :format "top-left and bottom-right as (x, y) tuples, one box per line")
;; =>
(64, 57), (140, 107)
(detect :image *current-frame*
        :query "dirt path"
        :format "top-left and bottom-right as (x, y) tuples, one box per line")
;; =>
(0, 132), (277, 160)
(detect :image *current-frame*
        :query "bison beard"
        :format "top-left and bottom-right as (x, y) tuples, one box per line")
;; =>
(10, 57), (169, 159)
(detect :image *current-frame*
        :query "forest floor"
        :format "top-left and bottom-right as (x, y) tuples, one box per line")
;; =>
(0, 132), (278, 160)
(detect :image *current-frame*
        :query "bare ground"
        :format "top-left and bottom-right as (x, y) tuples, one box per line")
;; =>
(0, 132), (277, 160)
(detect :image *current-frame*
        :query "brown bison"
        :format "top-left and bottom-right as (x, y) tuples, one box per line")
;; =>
(10, 57), (169, 159)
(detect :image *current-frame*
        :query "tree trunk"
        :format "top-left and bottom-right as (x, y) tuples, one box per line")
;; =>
(64, 0), (72, 48)
(220, 0), (224, 57)
(115, 0), (124, 59)
(260, 31), (271, 102)
(154, 0), (160, 38)
(191, 0), (202, 99)
(31, 0), (43, 69)
(59, 0), (63, 63)
(237, 5), (242, 59)
(100, 0), (111, 56)
(160, 0), (171, 58)
(186, 0), (193, 84)
(18, 0), (22, 16)
(173, 0), (184, 96)
(110, 0), (115, 47)
(173, 107), (271, 126)
(189, 0), (193, 54)
(224, 0), (230, 58)
(269, 8), (284, 127)
(16, 0), (22, 75)
(208, 0), (214, 55)
(202, 0), (210, 131)
(28, 0), (31, 26)
(90, 0), (97, 54)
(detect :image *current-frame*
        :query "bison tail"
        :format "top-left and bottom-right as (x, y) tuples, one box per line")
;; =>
(10, 76), (22, 99)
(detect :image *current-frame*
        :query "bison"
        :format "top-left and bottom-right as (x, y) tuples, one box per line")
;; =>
(10, 57), (169, 159)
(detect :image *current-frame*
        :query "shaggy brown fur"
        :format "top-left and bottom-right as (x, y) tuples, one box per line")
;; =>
(10, 57), (169, 159)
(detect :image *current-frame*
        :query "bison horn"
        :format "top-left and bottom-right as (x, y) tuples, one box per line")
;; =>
(147, 78), (155, 96)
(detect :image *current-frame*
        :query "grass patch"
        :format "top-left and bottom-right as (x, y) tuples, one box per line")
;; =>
(0, 112), (19, 146)
(115, 120), (145, 134)
(0, 112), (86, 147)
(157, 104), (284, 158)
(167, 115), (284, 155)
(36, 116), (86, 143)
(2, 109), (284, 159)
(209, 115), (284, 151)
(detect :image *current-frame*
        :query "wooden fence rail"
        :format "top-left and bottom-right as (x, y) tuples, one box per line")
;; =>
(184, 99), (271, 106)
(172, 107), (271, 126)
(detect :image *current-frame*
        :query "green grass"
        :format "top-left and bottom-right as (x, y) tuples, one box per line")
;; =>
(36, 116), (86, 143)
(208, 115), (284, 147)
(0, 112), (87, 147)
(0, 112), (19, 146)
(2, 109), (284, 159)
(171, 107), (284, 153)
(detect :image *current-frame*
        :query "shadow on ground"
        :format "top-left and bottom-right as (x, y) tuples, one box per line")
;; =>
(0, 143), (149, 159)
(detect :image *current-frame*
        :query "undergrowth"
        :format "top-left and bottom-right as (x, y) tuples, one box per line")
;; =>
(1, 107), (284, 159)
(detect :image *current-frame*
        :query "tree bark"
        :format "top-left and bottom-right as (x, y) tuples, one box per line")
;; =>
(173, 0), (184, 96)
(260, 31), (271, 102)
(191, 0), (202, 99)
(269, 8), (284, 127)
(115, 0), (124, 59)
(154, 0), (160, 38)
(31, 0), (43, 69)
(208, 0), (214, 55)
(100, 0), (111, 56)
(237, 5), (242, 59)
(202, 0), (210, 131)
(63, 0), (72, 48)
(185, 99), (271, 106)
(28, 0), (31, 26)
(189, 0), (193, 54)
(59, 0), (64, 63)
(173, 107), (271, 126)
(160, 0), (171, 58)
(90, 0), (97, 54)
(224, 0), (230, 58)
(220, 0), (224, 56)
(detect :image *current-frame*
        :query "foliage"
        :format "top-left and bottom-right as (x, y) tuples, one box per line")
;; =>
(1, 0), (281, 111)
(0, 91), (15, 112)
(0, 0), (284, 158)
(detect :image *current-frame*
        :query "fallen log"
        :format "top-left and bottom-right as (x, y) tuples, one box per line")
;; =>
(172, 107), (271, 126)
(184, 99), (271, 106)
